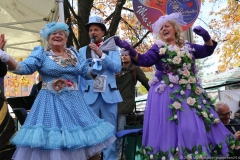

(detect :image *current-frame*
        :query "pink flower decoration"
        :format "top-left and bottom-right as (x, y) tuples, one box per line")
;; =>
(66, 79), (74, 87)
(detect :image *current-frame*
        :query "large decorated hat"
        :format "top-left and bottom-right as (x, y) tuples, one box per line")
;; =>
(85, 16), (107, 36)
(40, 22), (70, 40)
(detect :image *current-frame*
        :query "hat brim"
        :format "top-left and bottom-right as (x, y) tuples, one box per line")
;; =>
(85, 23), (107, 36)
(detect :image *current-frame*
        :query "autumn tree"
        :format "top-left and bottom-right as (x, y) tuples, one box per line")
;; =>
(64, 0), (154, 51)
(204, 0), (240, 72)
(64, 0), (155, 95)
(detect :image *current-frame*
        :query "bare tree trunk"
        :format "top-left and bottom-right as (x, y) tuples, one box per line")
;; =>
(78, 0), (94, 47)
(64, 1), (74, 47)
(106, 0), (126, 39)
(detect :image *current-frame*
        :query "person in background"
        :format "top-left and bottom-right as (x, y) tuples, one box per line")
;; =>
(29, 73), (42, 97)
(216, 101), (240, 157)
(234, 100), (240, 123)
(114, 12), (234, 158)
(116, 48), (149, 158)
(0, 34), (16, 160)
(78, 16), (122, 160)
(0, 22), (115, 160)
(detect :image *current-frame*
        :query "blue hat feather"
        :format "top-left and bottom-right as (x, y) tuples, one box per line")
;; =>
(40, 22), (70, 40)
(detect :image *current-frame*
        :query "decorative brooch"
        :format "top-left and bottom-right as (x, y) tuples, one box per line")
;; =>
(50, 49), (78, 67)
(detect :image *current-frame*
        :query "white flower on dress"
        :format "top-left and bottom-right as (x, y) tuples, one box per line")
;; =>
(182, 69), (190, 77)
(159, 48), (166, 55)
(177, 51), (184, 57)
(169, 84), (173, 88)
(186, 154), (192, 160)
(172, 101), (181, 109)
(214, 118), (220, 124)
(209, 114), (213, 118)
(179, 79), (188, 84)
(186, 52), (193, 59)
(202, 100), (206, 104)
(230, 144), (235, 150)
(187, 97), (196, 106)
(174, 45), (180, 52)
(143, 149), (146, 154)
(172, 56), (182, 64)
(195, 151), (198, 154)
(180, 90), (185, 95)
(176, 147), (179, 152)
(198, 105), (201, 109)
(162, 156), (166, 160)
(201, 112), (208, 118)
(188, 76), (196, 83)
(174, 115), (178, 119)
(150, 154), (154, 159)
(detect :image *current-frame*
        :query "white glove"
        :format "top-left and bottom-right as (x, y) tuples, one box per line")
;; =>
(0, 49), (10, 62)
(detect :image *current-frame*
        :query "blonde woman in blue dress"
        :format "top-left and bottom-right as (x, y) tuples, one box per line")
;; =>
(0, 22), (116, 160)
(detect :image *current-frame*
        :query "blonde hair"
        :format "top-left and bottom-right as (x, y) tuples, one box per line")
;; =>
(159, 20), (185, 47)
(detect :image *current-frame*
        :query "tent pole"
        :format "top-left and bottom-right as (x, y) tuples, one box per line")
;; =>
(57, 0), (65, 22)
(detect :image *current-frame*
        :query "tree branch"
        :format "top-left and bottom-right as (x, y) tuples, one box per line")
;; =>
(122, 7), (133, 12)
(121, 18), (140, 39)
(105, 12), (115, 22)
(69, 25), (80, 49)
(133, 31), (151, 48)
(65, 0), (82, 21)
(106, 0), (126, 38)
(92, 5), (108, 16)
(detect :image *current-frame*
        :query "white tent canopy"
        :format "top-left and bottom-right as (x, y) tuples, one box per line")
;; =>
(202, 67), (240, 88)
(0, 0), (60, 58)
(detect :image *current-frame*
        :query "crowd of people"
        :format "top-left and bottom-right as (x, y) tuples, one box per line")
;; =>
(0, 12), (240, 160)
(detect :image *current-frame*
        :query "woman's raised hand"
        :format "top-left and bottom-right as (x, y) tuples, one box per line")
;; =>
(0, 34), (6, 50)
(193, 26), (211, 42)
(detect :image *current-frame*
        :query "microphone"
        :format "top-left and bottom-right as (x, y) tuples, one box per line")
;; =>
(90, 36), (96, 43)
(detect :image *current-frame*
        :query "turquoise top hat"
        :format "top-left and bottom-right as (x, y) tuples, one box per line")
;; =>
(85, 16), (107, 36)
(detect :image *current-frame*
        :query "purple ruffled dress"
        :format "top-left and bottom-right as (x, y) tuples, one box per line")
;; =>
(135, 41), (235, 159)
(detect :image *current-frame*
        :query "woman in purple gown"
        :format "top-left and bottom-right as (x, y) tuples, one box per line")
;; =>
(115, 13), (236, 159)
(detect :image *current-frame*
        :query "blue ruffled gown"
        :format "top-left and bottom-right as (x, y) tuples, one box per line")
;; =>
(10, 46), (116, 160)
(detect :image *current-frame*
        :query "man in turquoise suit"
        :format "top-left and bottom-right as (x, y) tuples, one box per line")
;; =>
(78, 16), (122, 160)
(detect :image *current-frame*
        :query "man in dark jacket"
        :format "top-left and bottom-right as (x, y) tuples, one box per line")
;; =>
(116, 48), (150, 157)
(0, 34), (16, 160)
(216, 101), (240, 157)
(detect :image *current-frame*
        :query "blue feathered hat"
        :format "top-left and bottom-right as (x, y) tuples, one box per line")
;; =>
(40, 22), (70, 40)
